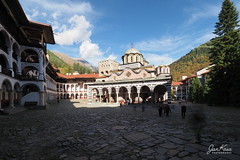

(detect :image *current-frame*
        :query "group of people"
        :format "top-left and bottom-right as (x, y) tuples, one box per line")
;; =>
(158, 102), (187, 119)
(158, 103), (171, 117)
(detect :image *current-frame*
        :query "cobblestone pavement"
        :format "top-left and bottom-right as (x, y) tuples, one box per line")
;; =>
(0, 100), (240, 160)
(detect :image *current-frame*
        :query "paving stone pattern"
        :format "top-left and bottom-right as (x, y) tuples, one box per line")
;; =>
(0, 100), (240, 160)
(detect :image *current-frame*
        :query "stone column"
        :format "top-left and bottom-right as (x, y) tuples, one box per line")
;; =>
(39, 91), (45, 107)
(128, 92), (131, 104)
(8, 48), (14, 77)
(17, 91), (22, 106)
(8, 90), (14, 108)
(137, 92), (140, 103)
(17, 55), (21, 75)
(99, 90), (102, 103)
(0, 89), (2, 109)
(116, 93), (119, 103)
(38, 50), (44, 81)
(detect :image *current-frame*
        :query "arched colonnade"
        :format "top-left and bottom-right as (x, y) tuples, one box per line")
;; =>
(88, 82), (171, 104)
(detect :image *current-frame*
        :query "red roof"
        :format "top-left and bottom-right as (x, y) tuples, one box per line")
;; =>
(57, 73), (100, 79)
(172, 82), (183, 86)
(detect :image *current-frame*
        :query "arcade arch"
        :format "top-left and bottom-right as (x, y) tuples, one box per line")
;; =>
(1, 79), (12, 108)
(21, 49), (39, 63)
(153, 85), (167, 103)
(140, 86), (151, 103)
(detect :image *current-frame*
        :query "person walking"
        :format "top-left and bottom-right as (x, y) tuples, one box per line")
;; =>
(181, 105), (187, 119)
(165, 104), (171, 116)
(158, 104), (163, 117)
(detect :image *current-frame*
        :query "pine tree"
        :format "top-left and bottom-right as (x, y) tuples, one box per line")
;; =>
(209, 0), (240, 105)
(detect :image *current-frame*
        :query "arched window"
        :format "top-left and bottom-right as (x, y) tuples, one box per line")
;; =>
(21, 49), (39, 63)
(22, 66), (39, 80)
(0, 31), (8, 53)
(0, 54), (10, 75)
(12, 43), (19, 60)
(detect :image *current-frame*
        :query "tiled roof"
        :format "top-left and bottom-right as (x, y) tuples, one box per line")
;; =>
(172, 82), (183, 86)
(57, 73), (100, 79)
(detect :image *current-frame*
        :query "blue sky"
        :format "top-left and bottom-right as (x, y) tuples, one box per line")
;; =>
(19, 0), (240, 67)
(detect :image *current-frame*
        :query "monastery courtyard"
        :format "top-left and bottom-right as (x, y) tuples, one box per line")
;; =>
(0, 102), (240, 160)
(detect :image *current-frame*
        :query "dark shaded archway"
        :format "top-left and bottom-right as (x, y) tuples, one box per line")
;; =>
(92, 88), (99, 102)
(21, 49), (39, 63)
(140, 86), (151, 103)
(22, 84), (39, 97)
(131, 86), (138, 103)
(0, 30), (10, 53)
(0, 54), (10, 76)
(153, 85), (167, 103)
(1, 79), (12, 108)
(110, 87), (117, 103)
(119, 86), (128, 103)
(102, 88), (109, 102)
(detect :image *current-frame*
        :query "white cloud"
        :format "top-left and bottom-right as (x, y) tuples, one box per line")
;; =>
(106, 54), (117, 60)
(194, 33), (215, 44)
(144, 53), (175, 66)
(54, 15), (92, 45)
(26, 8), (39, 19)
(22, 0), (93, 15)
(135, 36), (185, 53)
(52, 12), (61, 20)
(79, 40), (102, 58)
(186, 4), (220, 24)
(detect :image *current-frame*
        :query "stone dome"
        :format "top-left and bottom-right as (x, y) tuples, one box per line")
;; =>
(125, 48), (141, 55)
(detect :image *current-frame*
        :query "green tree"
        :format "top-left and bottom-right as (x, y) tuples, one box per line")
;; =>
(188, 77), (203, 103)
(209, 0), (240, 105)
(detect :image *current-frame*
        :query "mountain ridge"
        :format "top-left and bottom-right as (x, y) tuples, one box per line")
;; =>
(169, 41), (212, 81)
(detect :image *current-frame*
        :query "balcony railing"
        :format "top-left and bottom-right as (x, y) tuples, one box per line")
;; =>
(21, 75), (39, 80)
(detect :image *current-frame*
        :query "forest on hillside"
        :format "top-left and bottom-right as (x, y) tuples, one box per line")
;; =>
(47, 50), (93, 75)
(170, 41), (212, 81)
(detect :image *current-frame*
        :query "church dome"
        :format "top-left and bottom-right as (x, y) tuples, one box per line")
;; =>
(125, 48), (141, 55)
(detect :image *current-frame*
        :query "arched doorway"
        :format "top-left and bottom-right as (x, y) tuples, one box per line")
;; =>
(1, 79), (12, 108)
(140, 86), (151, 103)
(0, 54), (10, 76)
(22, 84), (39, 97)
(131, 86), (138, 103)
(84, 93), (87, 99)
(92, 88), (99, 102)
(102, 88), (109, 102)
(0, 30), (10, 53)
(111, 87), (117, 103)
(12, 43), (19, 61)
(119, 87), (128, 103)
(153, 85), (167, 103)
(75, 94), (78, 99)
